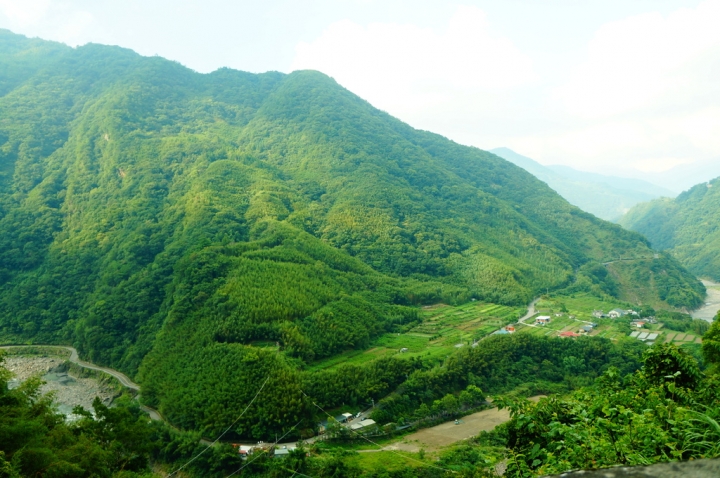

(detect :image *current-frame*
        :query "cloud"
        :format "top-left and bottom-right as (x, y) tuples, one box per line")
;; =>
(555, 1), (720, 120)
(0, 0), (51, 26)
(291, 5), (538, 119)
(0, 0), (96, 46)
(501, 0), (720, 172)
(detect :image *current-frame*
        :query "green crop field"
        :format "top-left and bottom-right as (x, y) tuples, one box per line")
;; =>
(309, 302), (525, 371)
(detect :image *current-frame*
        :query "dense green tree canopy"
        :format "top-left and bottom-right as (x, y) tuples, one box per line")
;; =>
(620, 177), (720, 280)
(0, 29), (705, 436)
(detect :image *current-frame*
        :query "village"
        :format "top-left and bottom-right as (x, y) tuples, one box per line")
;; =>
(232, 412), (381, 460)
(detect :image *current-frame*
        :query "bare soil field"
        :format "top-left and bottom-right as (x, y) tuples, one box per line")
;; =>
(386, 396), (545, 452)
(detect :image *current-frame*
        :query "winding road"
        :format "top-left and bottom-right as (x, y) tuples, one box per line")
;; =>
(518, 297), (540, 324)
(0, 344), (165, 421)
(2, 294), (545, 445)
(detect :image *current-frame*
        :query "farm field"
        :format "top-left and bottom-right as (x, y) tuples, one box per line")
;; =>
(663, 331), (703, 344)
(516, 314), (595, 338)
(535, 294), (631, 321)
(309, 302), (524, 371)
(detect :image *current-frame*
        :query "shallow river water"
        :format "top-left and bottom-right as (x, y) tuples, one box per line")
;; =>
(691, 280), (720, 322)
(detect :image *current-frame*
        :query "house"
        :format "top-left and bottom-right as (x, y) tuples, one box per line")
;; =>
(559, 331), (581, 338)
(233, 445), (254, 459)
(350, 419), (377, 433)
(633, 321), (646, 328)
(536, 316), (551, 325)
(400, 347), (409, 353)
(342, 412), (353, 421)
(335, 414), (349, 423)
(274, 446), (295, 458)
(505, 325), (516, 333)
(580, 325), (593, 334)
(592, 310), (605, 319)
(608, 309), (627, 318)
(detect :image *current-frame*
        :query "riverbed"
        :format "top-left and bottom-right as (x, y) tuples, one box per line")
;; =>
(692, 280), (720, 322)
(4, 355), (115, 417)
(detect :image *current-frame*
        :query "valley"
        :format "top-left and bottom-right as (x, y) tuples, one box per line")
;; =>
(0, 28), (719, 478)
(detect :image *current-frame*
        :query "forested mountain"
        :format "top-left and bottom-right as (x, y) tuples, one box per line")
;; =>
(620, 177), (720, 281)
(490, 148), (673, 221)
(0, 30), (704, 437)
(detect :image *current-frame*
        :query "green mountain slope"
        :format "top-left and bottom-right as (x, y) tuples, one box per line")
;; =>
(0, 30), (704, 436)
(620, 177), (720, 281)
(491, 147), (673, 221)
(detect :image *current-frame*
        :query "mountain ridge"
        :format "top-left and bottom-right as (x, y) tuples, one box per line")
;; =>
(490, 147), (673, 221)
(0, 29), (705, 436)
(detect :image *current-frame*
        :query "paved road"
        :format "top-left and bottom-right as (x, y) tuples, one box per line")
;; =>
(518, 298), (540, 324)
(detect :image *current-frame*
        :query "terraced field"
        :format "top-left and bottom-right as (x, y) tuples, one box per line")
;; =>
(309, 302), (524, 371)
(415, 302), (524, 340)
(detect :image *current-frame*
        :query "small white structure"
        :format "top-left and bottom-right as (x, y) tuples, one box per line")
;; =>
(536, 316), (551, 325)
(608, 309), (626, 319)
(351, 419), (377, 433)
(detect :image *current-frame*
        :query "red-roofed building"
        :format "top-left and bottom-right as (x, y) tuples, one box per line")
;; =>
(559, 331), (581, 338)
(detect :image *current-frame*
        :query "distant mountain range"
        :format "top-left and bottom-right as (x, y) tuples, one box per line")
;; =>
(490, 148), (675, 221)
(616, 159), (720, 195)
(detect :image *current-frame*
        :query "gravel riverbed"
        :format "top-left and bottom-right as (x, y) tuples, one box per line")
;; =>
(4, 355), (115, 416)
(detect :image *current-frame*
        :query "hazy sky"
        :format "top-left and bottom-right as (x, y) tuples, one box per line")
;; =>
(1, 0), (719, 174)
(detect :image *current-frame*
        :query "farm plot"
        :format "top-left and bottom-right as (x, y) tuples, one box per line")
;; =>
(309, 302), (524, 371)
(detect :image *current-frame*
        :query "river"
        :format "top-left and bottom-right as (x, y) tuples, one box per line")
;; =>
(3, 355), (115, 417)
(692, 280), (720, 322)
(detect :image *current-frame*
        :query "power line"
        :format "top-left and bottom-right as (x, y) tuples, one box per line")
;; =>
(300, 391), (457, 475)
(224, 419), (303, 478)
(167, 376), (270, 477)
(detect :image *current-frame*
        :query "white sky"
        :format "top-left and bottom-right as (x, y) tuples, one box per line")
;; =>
(1, 0), (719, 174)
